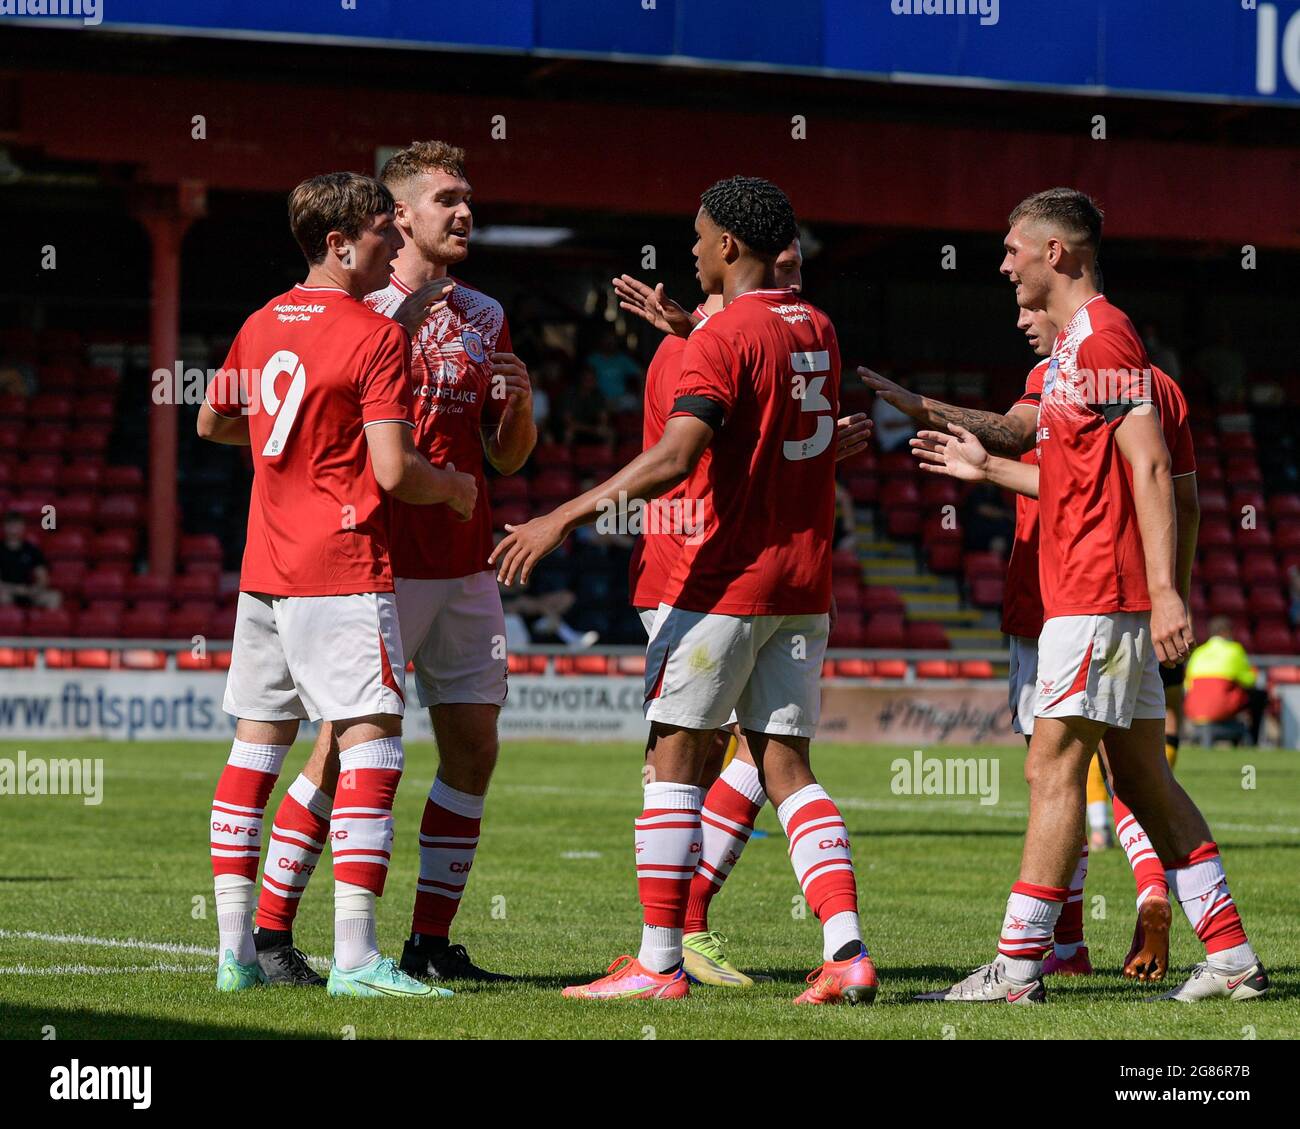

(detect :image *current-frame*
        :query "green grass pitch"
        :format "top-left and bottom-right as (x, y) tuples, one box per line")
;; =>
(0, 739), (1296, 1039)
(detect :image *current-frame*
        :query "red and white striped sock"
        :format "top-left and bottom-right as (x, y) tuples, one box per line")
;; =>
(635, 781), (703, 973)
(998, 881), (1067, 980)
(1052, 841), (1089, 958)
(411, 777), (484, 938)
(255, 773), (332, 934)
(1166, 841), (1256, 970)
(1114, 796), (1169, 906)
(778, 783), (862, 962)
(331, 737), (403, 968)
(210, 740), (289, 965)
(684, 758), (766, 934)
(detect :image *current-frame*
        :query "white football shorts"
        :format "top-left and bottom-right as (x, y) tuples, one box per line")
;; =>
(396, 571), (508, 709)
(224, 591), (405, 722)
(643, 604), (827, 738)
(1035, 611), (1165, 729)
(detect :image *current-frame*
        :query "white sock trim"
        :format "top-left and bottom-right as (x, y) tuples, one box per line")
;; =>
(643, 781), (704, 811)
(823, 910), (862, 962)
(719, 757), (766, 806)
(776, 783), (830, 832)
(229, 740), (290, 774)
(288, 773), (332, 820)
(429, 775), (486, 819)
(339, 736), (404, 772)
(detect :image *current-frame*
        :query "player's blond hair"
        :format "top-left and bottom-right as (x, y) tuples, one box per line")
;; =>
(287, 172), (394, 266)
(380, 140), (468, 196)
(1009, 187), (1104, 254)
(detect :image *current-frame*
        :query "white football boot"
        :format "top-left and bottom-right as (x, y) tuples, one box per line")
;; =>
(915, 958), (1046, 1004)
(1152, 960), (1269, 1003)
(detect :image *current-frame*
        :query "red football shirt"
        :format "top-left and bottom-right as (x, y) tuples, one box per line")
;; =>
(660, 288), (840, 616)
(1037, 294), (1160, 621)
(206, 284), (413, 596)
(628, 307), (708, 610)
(1001, 359), (1048, 638)
(366, 275), (511, 579)
(1010, 358), (1193, 636)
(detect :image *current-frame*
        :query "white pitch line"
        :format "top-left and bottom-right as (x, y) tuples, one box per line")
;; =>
(0, 929), (330, 971)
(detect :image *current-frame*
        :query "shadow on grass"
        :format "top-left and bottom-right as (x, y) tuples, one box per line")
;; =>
(0, 1001), (332, 1040)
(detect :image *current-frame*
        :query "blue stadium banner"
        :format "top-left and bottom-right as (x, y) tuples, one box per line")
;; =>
(4, 0), (1300, 105)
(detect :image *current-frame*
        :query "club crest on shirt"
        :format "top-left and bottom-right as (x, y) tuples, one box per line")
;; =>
(1043, 357), (1059, 397)
(462, 327), (486, 363)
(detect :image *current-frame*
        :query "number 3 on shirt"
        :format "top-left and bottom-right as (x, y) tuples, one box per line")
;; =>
(783, 350), (833, 462)
(259, 350), (306, 457)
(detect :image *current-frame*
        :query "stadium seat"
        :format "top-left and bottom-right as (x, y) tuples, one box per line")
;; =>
(212, 650), (234, 671)
(179, 534), (223, 565)
(122, 607), (168, 639)
(970, 576), (1005, 608)
(1269, 493), (1300, 519)
(76, 607), (122, 638)
(1198, 551), (1239, 584)
(615, 654), (646, 675)
(1197, 522), (1233, 549)
(554, 654), (609, 675)
(1248, 589), (1287, 616)
(27, 608), (74, 636)
(15, 462), (59, 490)
(1241, 555), (1280, 586)
(21, 425), (68, 455)
(958, 659), (997, 679)
(93, 530), (137, 563)
(906, 621), (951, 650)
(1267, 665), (1300, 685)
(167, 607), (211, 640)
(54, 494), (96, 526)
(101, 465), (145, 492)
(831, 548), (860, 577)
(490, 476), (529, 503)
(1197, 488), (1228, 516)
(44, 528), (90, 562)
(0, 393), (27, 418)
(1208, 585), (1247, 616)
(82, 570), (129, 601)
(832, 658), (874, 678)
(916, 659), (958, 679)
(29, 394), (74, 422)
(0, 606), (28, 636)
(72, 649), (114, 669)
(872, 660), (909, 679)
(127, 573), (172, 602)
(963, 552), (1006, 580)
(863, 614), (906, 649)
(0, 646), (36, 667)
(121, 648), (168, 670)
(885, 508), (921, 539)
(176, 651), (213, 670)
(532, 442), (571, 467)
(210, 608), (237, 639)
(926, 540), (963, 575)
(829, 619), (866, 648)
(1253, 624), (1298, 654)
(862, 586), (905, 614)
(494, 502), (530, 529)
(174, 571), (218, 600)
(98, 493), (146, 527)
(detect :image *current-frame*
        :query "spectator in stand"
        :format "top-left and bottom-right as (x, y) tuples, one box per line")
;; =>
(1183, 616), (1268, 745)
(561, 364), (613, 446)
(586, 329), (642, 401)
(1286, 564), (1300, 628)
(960, 481), (1015, 555)
(0, 512), (60, 609)
(1194, 321), (1247, 403)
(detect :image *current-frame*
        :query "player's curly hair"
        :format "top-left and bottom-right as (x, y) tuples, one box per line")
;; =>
(700, 176), (797, 257)
(1009, 187), (1104, 254)
(380, 140), (468, 191)
(287, 172), (394, 266)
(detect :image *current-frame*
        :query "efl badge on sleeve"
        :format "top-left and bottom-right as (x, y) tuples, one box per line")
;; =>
(1043, 357), (1059, 398)
(462, 328), (486, 363)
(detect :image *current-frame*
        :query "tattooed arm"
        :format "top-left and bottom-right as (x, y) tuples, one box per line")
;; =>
(857, 366), (1036, 457)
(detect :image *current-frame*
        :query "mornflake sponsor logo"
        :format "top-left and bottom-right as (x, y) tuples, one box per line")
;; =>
(890, 0), (999, 28)
(0, 750), (103, 806)
(0, 0), (101, 27)
(49, 1060), (151, 1109)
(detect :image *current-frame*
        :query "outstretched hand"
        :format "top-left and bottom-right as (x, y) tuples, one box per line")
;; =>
(612, 274), (696, 338)
(909, 423), (991, 482)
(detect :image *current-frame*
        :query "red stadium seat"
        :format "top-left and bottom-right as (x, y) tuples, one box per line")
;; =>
(493, 502), (531, 530)
(61, 461), (103, 492)
(1241, 556), (1279, 586)
(15, 462), (59, 490)
(1224, 456), (1262, 486)
(179, 534), (223, 564)
(1208, 585), (1247, 616)
(82, 570), (128, 601)
(1198, 551), (1239, 584)
(0, 646), (36, 667)
(863, 614), (906, 649)
(212, 650), (234, 671)
(927, 541), (963, 575)
(122, 648), (168, 670)
(554, 654), (608, 675)
(916, 659), (958, 679)
(490, 477), (529, 504)
(970, 576), (1005, 608)
(1197, 488), (1227, 516)
(27, 608), (74, 636)
(21, 425), (68, 455)
(127, 573), (172, 602)
(167, 607), (212, 639)
(831, 549), (860, 577)
(0, 393), (27, 419)
(174, 571), (219, 600)
(1218, 431), (1256, 454)
(828, 619), (865, 648)
(1196, 522), (1233, 549)
(176, 650), (214, 671)
(862, 586), (905, 614)
(879, 478), (920, 508)
(533, 443), (571, 467)
(93, 530), (137, 563)
(963, 552), (1006, 580)
(1252, 624), (1298, 654)
(885, 508), (921, 539)
(1268, 665), (1300, 685)
(122, 607), (168, 639)
(1247, 588), (1287, 616)
(906, 621), (951, 650)
(832, 577), (863, 609)
(98, 493), (146, 527)
(615, 654), (646, 676)
(73, 649), (114, 670)
(76, 607), (122, 638)
(1269, 494), (1300, 519)
(842, 468), (878, 505)
(101, 465), (145, 492)
(29, 394), (74, 422)
(0, 606), (27, 635)
(958, 660), (997, 679)
(210, 608), (237, 639)
(1274, 525), (1300, 552)
(44, 528), (89, 562)
(832, 658), (874, 678)
(872, 659), (908, 679)
(68, 425), (112, 455)
(42, 648), (78, 669)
